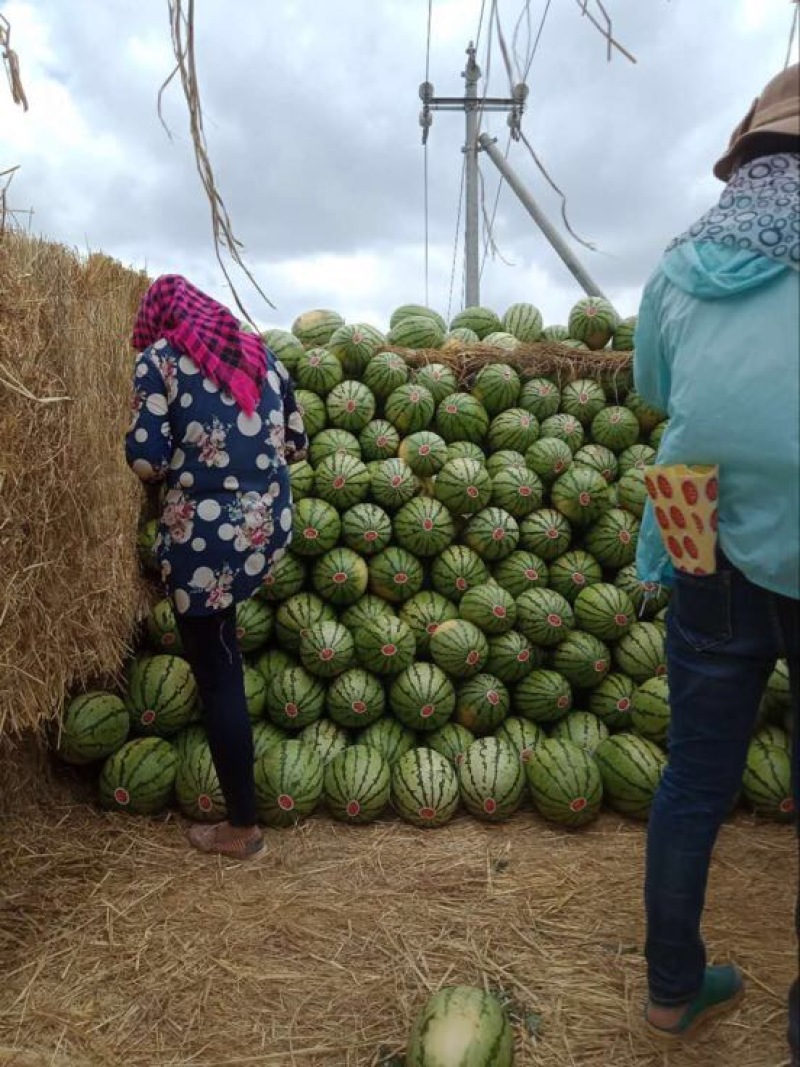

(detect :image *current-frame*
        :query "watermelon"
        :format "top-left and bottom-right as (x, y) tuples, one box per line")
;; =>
(550, 711), (609, 756)
(172, 723), (208, 765)
(137, 519), (160, 574)
(462, 507), (520, 562)
(359, 419), (401, 463)
(325, 668), (386, 729)
(434, 393), (490, 444)
(486, 630), (538, 684)
(540, 412), (585, 453)
(519, 377), (561, 419)
(339, 594), (396, 633)
(588, 673), (636, 730)
(614, 564), (670, 619)
(254, 647), (295, 688)
(454, 674), (510, 735)
(98, 737), (177, 815)
(573, 443), (619, 484)
(429, 619), (489, 678)
(59, 691), (130, 765)
(434, 458), (493, 516)
(551, 466), (612, 527)
(313, 453), (370, 510)
(367, 546), (424, 603)
(340, 502), (393, 556)
(625, 391), (666, 435)
(391, 747), (460, 827)
(613, 622), (667, 683)
(516, 587), (575, 647)
(485, 449), (527, 477)
(616, 468), (648, 517)
(632, 676), (671, 744)
(563, 339), (589, 351)
(430, 545), (490, 603)
(258, 553), (306, 602)
(370, 458), (420, 510)
(294, 347), (343, 396)
(294, 389), (327, 436)
(595, 732), (667, 819)
(384, 383), (436, 435)
(567, 296), (619, 350)
(145, 599), (183, 654)
(502, 302), (543, 342)
(491, 550), (548, 598)
(617, 443), (657, 478)
(489, 465), (543, 519)
(357, 718), (416, 765)
(393, 497), (455, 557)
(612, 315), (637, 351)
(414, 362), (460, 404)
(459, 582), (517, 635)
(298, 718), (349, 766)
(751, 725), (790, 753)
(254, 738), (324, 826)
(311, 547), (369, 606)
(326, 323), (385, 377)
(389, 663), (456, 732)
(274, 592), (336, 652)
(458, 736), (525, 821)
(388, 314), (445, 349)
(584, 508), (639, 568)
(308, 427), (361, 467)
(443, 326), (481, 348)
(362, 352), (410, 401)
(298, 620), (355, 678)
(291, 498), (342, 556)
(398, 591), (459, 654)
(390, 304), (447, 333)
(261, 327), (305, 372)
(518, 508), (572, 560)
(650, 421), (668, 449)
(406, 986), (513, 1067)
(450, 306), (503, 339)
(324, 380), (376, 432)
(291, 308), (344, 346)
(514, 669), (572, 724)
(743, 742), (795, 821)
(425, 723), (475, 769)
(471, 363), (521, 416)
(487, 409), (540, 456)
(547, 549), (603, 604)
(398, 430), (448, 476)
(573, 583), (635, 641)
(244, 665), (268, 721)
(288, 459), (315, 500)
(495, 716), (546, 765)
(526, 738), (603, 827)
(265, 665), (326, 730)
(175, 740), (225, 822)
(446, 441), (487, 465)
(482, 331), (519, 351)
(551, 631), (611, 689)
(355, 615), (417, 675)
(234, 598), (273, 654)
(127, 655), (197, 737)
(591, 405), (640, 452)
(524, 438), (573, 485)
(560, 379), (607, 426)
(761, 659), (792, 719)
(252, 720), (288, 762)
(323, 744), (391, 824)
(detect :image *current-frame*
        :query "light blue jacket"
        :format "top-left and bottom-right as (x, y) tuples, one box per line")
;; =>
(634, 242), (800, 599)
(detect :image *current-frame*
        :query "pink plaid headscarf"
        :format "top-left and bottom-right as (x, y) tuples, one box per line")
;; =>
(131, 274), (267, 415)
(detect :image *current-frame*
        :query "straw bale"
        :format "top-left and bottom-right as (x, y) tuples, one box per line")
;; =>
(0, 234), (150, 737)
(0, 804), (794, 1066)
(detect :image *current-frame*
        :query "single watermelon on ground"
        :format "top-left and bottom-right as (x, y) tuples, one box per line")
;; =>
(255, 738), (324, 826)
(406, 986), (514, 1067)
(99, 737), (177, 815)
(458, 736), (525, 821)
(175, 740), (225, 822)
(391, 747), (460, 828)
(323, 744), (391, 824)
(595, 732), (667, 820)
(742, 741), (795, 821)
(526, 738), (603, 827)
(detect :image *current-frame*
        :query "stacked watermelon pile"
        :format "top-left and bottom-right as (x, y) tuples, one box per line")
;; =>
(59, 299), (795, 830)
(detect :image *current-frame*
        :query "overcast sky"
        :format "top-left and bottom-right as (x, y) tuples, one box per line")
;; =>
(2, 0), (795, 331)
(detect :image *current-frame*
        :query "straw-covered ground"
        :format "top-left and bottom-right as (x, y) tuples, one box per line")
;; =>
(0, 792), (795, 1067)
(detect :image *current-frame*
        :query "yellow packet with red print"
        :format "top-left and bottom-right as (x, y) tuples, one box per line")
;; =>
(643, 464), (720, 576)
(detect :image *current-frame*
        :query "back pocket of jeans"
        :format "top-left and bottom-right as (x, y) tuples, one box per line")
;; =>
(671, 570), (733, 652)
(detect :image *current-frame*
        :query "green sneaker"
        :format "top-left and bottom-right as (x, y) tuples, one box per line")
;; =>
(645, 965), (745, 1041)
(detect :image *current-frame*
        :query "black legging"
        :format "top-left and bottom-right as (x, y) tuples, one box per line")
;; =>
(175, 605), (257, 827)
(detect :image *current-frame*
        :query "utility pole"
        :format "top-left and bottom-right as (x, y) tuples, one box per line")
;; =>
(420, 43), (526, 309)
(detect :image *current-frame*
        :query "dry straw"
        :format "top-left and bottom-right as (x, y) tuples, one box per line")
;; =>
(0, 233), (149, 740)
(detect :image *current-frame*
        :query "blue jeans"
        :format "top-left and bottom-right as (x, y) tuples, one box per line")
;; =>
(645, 559), (799, 1054)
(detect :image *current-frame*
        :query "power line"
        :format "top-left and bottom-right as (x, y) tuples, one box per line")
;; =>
(524, 0), (552, 80)
(786, 0), (799, 69)
(447, 156), (466, 321)
(474, 0), (489, 52)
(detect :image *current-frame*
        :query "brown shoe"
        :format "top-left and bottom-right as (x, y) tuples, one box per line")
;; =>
(187, 822), (264, 860)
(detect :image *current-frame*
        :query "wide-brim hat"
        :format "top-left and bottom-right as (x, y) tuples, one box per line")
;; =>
(714, 63), (800, 181)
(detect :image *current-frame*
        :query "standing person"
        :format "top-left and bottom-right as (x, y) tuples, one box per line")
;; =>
(634, 64), (799, 1055)
(125, 275), (308, 860)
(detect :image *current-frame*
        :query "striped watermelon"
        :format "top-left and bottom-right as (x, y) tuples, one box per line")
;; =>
(434, 393), (490, 444)
(459, 582), (517, 635)
(326, 323), (386, 377)
(743, 742), (795, 821)
(254, 738), (324, 826)
(551, 631), (611, 689)
(632, 676), (671, 744)
(362, 353), (410, 401)
(458, 736), (525, 821)
(595, 732), (667, 819)
(368, 546), (424, 603)
(490, 465), (543, 518)
(244, 665), (268, 721)
(393, 497), (455, 557)
(298, 620), (355, 678)
(298, 719), (350, 766)
(274, 593), (336, 652)
(550, 711), (610, 756)
(340, 502), (393, 556)
(390, 304), (447, 333)
(524, 438), (573, 485)
(560, 379), (607, 426)
(526, 738), (603, 827)
(588, 672), (636, 730)
(414, 362), (460, 404)
(434, 458), (493, 516)
(406, 986), (513, 1067)
(296, 391), (328, 440)
(443, 326), (480, 348)
(482, 331), (519, 351)
(309, 427), (361, 467)
(454, 674), (510, 735)
(618, 443), (657, 477)
(325, 668), (386, 728)
(649, 421), (668, 449)
(491, 550), (548, 598)
(573, 443), (619, 484)
(495, 716), (546, 765)
(613, 622), (667, 683)
(486, 449), (526, 476)
(612, 315), (637, 352)
(519, 377), (561, 419)
(175, 740), (225, 822)
(265, 665), (326, 730)
(291, 498), (342, 556)
(573, 583), (635, 641)
(98, 737), (177, 815)
(471, 363), (521, 416)
(234, 598), (273, 653)
(614, 564), (670, 619)
(355, 615), (417, 675)
(357, 718), (416, 766)
(359, 418), (401, 462)
(426, 723), (475, 769)
(389, 663), (456, 732)
(291, 308), (344, 346)
(398, 591), (459, 654)
(288, 459), (315, 500)
(314, 453), (371, 510)
(339, 594), (397, 633)
(514, 669), (572, 724)
(252, 721), (288, 762)
(551, 466), (612, 527)
(518, 508), (572, 560)
(127, 655), (197, 737)
(294, 347), (343, 396)
(625, 391), (666, 435)
(502, 302), (543, 342)
(325, 380), (376, 432)
(323, 744), (391, 824)
(254, 648), (294, 688)
(761, 659), (792, 719)
(548, 550), (603, 604)
(462, 507), (520, 562)
(540, 413), (585, 453)
(542, 325), (569, 342)
(583, 508), (639, 568)
(392, 747), (460, 827)
(446, 441), (487, 465)
(388, 314), (445, 349)
(516, 587), (575, 647)
(486, 408), (540, 454)
(172, 723), (208, 765)
(751, 725), (790, 753)
(312, 548), (369, 606)
(145, 599), (183, 654)
(590, 406), (640, 452)
(567, 296), (619, 350)
(261, 328), (305, 372)
(429, 619), (489, 678)
(369, 458), (421, 510)
(450, 306), (503, 339)
(398, 430), (448, 476)
(486, 630), (539, 684)
(258, 553), (306, 602)
(430, 545), (490, 603)
(59, 691), (130, 765)
(136, 519), (160, 575)
(384, 383), (436, 435)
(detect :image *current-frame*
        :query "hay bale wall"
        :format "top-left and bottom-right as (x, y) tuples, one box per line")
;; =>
(0, 233), (149, 738)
